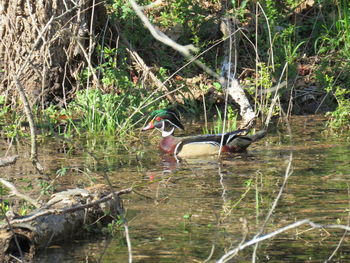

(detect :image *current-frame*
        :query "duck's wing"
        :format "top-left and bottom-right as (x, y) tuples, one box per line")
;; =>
(179, 129), (247, 146)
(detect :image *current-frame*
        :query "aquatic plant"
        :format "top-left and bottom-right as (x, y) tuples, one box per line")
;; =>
(62, 88), (160, 137)
(202, 106), (237, 135)
(324, 75), (350, 133)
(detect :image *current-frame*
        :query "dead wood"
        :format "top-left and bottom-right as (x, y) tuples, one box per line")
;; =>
(14, 79), (43, 173)
(220, 18), (255, 130)
(0, 184), (132, 262)
(0, 156), (18, 167)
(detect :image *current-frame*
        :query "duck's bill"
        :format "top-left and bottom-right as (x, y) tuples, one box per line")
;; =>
(142, 121), (154, 131)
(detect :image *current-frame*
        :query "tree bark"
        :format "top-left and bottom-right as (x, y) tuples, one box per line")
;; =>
(220, 17), (256, 129)
(0, 0), (97, 105)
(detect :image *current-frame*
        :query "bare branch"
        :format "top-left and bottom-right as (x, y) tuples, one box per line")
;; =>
(217, 219), (350, 263)
(128, 0), (198, 56)
(14, 78), (43, 173)
(10, 1), (85, 173)
(11, 12), (55, 174)
(0, 178), (40, 208)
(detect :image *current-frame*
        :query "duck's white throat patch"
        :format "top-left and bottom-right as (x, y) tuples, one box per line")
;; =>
(162, 126), (174, 137)
(158, 121), (174, 137)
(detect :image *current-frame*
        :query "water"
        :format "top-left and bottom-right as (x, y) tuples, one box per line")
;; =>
(2, 115), (350, 262)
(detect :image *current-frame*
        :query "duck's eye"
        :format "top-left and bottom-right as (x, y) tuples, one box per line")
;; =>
(155, 116), (162, 122)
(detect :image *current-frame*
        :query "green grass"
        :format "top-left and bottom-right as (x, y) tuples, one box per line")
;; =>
(202, 106), (237, 135)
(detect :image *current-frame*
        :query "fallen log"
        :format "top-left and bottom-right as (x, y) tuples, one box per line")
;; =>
(220, 18), (256, 130)
(0, 184), (132, 262)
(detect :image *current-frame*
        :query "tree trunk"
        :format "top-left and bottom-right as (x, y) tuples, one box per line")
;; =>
(0, 0), (100, 106)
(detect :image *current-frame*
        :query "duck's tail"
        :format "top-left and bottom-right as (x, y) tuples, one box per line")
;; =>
(227, 130), (267, 150)
(248, 130), (267, 142)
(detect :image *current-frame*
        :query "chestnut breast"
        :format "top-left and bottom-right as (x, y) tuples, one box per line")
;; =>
(159, 136), (180, 154)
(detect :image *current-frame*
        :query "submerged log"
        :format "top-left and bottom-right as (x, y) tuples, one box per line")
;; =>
(0, 184), (131, 262)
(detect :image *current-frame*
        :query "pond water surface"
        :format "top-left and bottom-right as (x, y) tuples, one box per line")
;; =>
(2, 115), (350, 262)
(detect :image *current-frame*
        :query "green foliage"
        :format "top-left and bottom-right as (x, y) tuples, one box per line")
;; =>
(280, 25), (305, 64)
(70, 20), (171, 137)
(246, 63), (279, 117)
(203, 106), (237, 134)
(65, 89), (140, 136)
(0, 200), (10, 215)
(156, 0), (207, 42)
(314, 0), (350, 59)
(95, 46), (133, 88)
(0, 95), (9, 125)
(0, 185), (34, 217)
(0, 184), (9, 196)
(231, 0), (249, 20)
(38, 179), (54, 196)
(4, 0), (350, 141)
(104, 216), (125, 236)
(324, 75), (350, 132)
(182, 211), (192, 232)
(1, 124), (21, 138)
(18, 203), (35, 216)
(56, 167), (69, 177)
(0, 96), (23, 138)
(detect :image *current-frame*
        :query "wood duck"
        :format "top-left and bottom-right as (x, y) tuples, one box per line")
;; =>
(142, 109), (267, 158)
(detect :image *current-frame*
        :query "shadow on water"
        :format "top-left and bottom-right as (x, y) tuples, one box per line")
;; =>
(2, 115), (350, 262)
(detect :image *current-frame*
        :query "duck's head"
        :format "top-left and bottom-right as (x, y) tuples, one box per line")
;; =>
(142, 109), (184, 137)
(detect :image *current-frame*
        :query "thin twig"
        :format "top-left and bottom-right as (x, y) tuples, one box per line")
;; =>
(11, 2), (83, 173)
(84, 149), (133, 263)
(76, 39), (100, 86)
(203, 244), (215, 263)
(122, 28), (242, 133)
(127, 0), (258, 131)
(16, 16), (55, 76)
(217, 219), (350, 263)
